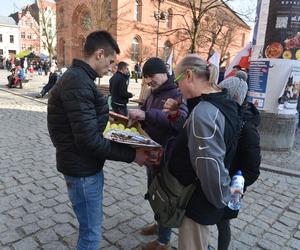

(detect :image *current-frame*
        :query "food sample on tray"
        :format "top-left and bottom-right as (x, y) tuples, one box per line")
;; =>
(265, 42), (283, 58)
(103, 115), (161, 148)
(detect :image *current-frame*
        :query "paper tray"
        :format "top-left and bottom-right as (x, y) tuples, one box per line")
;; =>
(104, 129), (161, 148)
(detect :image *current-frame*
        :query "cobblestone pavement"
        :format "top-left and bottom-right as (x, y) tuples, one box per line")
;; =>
(1, 72), (300, 249)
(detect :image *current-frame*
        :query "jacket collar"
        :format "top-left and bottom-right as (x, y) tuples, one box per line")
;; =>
(187, 89), (229, 113)
(152, 77), (176, 95)
(72, 59), (98, 80)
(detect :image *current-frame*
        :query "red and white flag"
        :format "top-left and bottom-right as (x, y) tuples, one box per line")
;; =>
(225, 43), (252, 78)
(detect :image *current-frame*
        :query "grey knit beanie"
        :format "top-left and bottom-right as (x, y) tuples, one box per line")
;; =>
(219, 76), (248, 105)
(235, 70), (248, 81)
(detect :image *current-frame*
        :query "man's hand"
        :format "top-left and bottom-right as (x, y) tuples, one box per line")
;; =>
(128, 109), (146, 127)
(162, 98), (180, 116)
(134, 148), (162, 166)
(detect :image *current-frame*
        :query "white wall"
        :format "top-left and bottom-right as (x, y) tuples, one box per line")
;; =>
(0, 24), (19, 58)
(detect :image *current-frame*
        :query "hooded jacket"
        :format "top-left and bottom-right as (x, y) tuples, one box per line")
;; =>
(169, 90), (240, 225)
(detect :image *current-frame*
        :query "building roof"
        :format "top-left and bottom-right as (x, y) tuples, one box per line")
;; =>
(0, 16), (17, 26)
(10, 3), (39, 25)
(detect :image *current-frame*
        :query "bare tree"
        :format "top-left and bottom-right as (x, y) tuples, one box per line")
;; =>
(28, 0), (56, 59)
(124, 45), (155, 64)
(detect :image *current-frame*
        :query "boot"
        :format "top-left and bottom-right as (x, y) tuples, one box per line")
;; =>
(141, 223), (158, 236)
(141, 240), (171, 250)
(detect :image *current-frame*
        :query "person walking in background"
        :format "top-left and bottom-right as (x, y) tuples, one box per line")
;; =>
(36, 66), (60, 98)
(163, 55), (240, 250)
(109, 61), (133, 116)
(216, 76), (261, 250)
(129, 57), (188, 250)
(47, 30), (153, 250)
(134, 62), (141, 83)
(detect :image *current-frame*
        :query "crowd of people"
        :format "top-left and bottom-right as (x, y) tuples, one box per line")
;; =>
(47, 30), (261, 250)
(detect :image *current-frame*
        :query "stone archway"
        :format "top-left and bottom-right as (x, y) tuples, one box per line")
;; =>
(71, 4), (92, 59)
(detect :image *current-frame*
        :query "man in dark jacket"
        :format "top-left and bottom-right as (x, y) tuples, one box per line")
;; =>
(109, 61), (133, 115)
(129, 57), (188, 250)
(47, 31), (151, 250)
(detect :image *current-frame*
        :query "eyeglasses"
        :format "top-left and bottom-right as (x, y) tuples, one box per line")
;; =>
(174, 68), (195, 86)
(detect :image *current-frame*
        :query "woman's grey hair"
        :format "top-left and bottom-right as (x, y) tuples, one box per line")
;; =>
(176, 54), (219, 87)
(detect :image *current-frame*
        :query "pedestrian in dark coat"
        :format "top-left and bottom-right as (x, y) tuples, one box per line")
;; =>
(109, 61), (133, 116)
(216, 77), (261, 250)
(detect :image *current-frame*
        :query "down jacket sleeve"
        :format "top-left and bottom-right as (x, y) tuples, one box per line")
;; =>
(187, 102), (232, 208)
(61, 75), (135, 163)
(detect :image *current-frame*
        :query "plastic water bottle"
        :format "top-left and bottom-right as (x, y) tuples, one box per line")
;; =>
(228, 170), (244, 210)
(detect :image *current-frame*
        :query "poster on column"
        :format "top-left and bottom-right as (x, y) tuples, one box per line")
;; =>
(278, 67), (300, 114)
(247, 61), (270, 109)
(263, 0), (300, 60)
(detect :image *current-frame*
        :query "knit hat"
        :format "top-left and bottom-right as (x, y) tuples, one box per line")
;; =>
(235, 70), (248, 81)
(219, 76), (248, 105)
(142, 57), (167, 76)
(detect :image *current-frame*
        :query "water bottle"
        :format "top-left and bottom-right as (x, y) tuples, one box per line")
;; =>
(228, 170), (244, 210)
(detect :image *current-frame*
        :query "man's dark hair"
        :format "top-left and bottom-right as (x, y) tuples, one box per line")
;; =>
(117, 61), (128, 71)
(233, 65), (242, 70)
(84, 30), (120, 57)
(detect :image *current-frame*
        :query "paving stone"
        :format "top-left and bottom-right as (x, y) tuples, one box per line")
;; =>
(287, 238), (300, 249)
(37, 218), (56, 229)
(257, 239), (282, 250)
(53, 223), (76, 237)
(36, 229), (58, 244)
(12, 237), (39, 250)
(51, 213), (73, 224)
(21, 223), (40, 235)
(0, 230), (21, 245)
(263, 232), (287, 246)
(103, 229), (126, 243)
(42, 241), (69, 250)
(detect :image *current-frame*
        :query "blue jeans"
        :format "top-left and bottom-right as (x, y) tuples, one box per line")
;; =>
(64, 171), (104, 250)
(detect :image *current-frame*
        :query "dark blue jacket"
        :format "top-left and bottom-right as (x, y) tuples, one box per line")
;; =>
(141, 77), (188, 147)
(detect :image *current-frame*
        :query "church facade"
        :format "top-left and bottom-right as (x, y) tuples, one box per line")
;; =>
(56, 0), (251, 68)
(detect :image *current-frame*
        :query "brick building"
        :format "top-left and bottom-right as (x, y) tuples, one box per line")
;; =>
(56, 0), (251, 68)
(10, 4), (40, 54)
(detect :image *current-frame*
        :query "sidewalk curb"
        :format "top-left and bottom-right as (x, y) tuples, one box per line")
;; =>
(261, 163), (300, 178)
(0, 87), (47, 105)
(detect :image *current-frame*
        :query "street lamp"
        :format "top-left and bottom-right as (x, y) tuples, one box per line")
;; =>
(154, 0), (168, 57)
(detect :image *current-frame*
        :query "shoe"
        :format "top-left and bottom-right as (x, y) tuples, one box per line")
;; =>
(141, 240), (171, 250)
(141, 223), (158, 236)
(36, 93), (43, 98)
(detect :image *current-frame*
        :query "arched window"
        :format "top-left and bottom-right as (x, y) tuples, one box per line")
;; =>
(163, 41), (172, 61)
(132, 36), (141, 62)
(167, 9), (173, 29)
(133, 0), (142, 22)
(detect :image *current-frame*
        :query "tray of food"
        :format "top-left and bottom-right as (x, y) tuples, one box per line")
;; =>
(104, 112), (161, 148)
